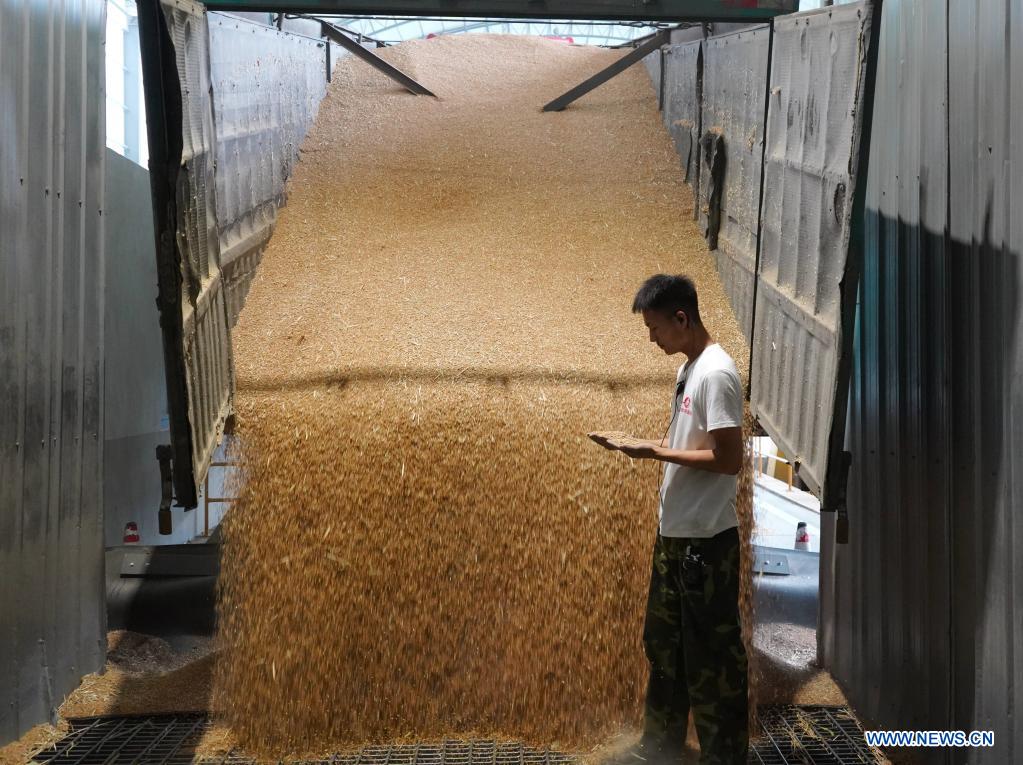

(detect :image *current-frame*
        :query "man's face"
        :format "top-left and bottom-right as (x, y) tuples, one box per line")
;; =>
(642, 308), (688, 355)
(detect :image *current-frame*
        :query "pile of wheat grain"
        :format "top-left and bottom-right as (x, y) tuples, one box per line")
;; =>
(215, 34), (751, 758)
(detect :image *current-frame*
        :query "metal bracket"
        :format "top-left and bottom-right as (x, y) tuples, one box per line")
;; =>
(753, 551), (791, 576)
(156, 444), (174, 535)
(832, 450), (852, 543)
(542, 29), (669, 112)
(318, 19), (436, 96)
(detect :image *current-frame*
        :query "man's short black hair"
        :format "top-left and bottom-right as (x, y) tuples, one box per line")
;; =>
(632, 274), (702, 325)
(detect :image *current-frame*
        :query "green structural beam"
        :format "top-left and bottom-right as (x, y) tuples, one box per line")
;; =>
(202, 0), (797, 22)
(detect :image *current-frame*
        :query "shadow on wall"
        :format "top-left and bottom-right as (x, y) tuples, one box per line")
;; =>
(841, 193), (1020, 750)
(56, 546), (223, 721)
(949, 193), (1021, 740)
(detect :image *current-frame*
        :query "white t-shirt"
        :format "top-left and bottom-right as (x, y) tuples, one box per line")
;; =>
(658, 343), (743, 538)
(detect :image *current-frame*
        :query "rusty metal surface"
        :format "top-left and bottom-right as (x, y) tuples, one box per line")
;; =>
(699, 25), (770, 339)
(0, 0), (106, 744)
(750, 2), (875, 502)
(207, 13), (329, 322)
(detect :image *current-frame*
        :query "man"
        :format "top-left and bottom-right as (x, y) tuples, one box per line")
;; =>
(589, 274), (748, 765)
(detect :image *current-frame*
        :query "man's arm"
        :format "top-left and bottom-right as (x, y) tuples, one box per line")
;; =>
(643, 426), (742, 475)
(588, 427), (741, 474)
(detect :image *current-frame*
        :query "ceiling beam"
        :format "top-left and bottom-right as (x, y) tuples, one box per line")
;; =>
(204, 0), (796, 23)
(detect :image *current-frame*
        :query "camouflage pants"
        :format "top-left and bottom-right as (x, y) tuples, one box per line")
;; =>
(643, 527), (748, 765)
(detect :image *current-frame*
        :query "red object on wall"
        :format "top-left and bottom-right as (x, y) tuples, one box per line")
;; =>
(123, 522), (140, 544)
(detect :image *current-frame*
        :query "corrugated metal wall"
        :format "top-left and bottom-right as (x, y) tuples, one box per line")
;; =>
(662, 41), (702, 194)
(0, 0), (107, 744)
(752, 3), (874, 501)
(208, 13), (330, 323)
(648, 26), (771, 339)
(699, 25), (770, 339)
(823, 0), (1023, 761)
(165, 0), (236, 509)
(823, 0), (951, 741)
(947, 2), (1023, 759)
(642, 46), (661, 103)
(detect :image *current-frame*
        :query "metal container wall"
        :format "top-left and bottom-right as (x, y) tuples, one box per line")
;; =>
(821, 0), (1023, 760)
(643, 48), (661, 104)
(700, 25), (770, 339)
(662, 41), (702, 192)
(207, 14), (330, 323)
(0, 0), (107, 744)
(751, 2), (874, 501)
(166, 0), (235, 507)
(822, 0), (951, 740)
(139, 0), (235, 509)
(945, 1), (1023, 759)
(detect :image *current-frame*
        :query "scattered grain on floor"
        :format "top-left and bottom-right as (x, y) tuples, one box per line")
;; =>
(0, 723), (67, 765)
(58, 632), (217, 719)
(215, 34), (750, 758)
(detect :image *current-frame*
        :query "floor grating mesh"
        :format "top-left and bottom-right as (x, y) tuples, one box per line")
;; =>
(751, 706), (884, 764)
(29, 707), (884, 764)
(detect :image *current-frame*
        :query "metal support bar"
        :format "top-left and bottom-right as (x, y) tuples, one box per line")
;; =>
(137, 0), (199, 509)
(202, 0), (798, 22)
(202, 460), (240, 537)
(318, 20), (435, 96)
(156, 444), (174, 535)
(542, 29), (669, 112)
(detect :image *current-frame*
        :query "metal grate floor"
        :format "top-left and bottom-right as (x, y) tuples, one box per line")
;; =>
(751, 706), (883, 764)
(31, 715), (207, 765)
(30, 708), (884, 765)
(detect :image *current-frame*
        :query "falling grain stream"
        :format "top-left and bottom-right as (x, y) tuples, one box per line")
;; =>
(216, 35), (754, 758)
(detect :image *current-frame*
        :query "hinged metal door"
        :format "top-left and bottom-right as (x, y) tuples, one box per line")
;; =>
(139, 0), (234, 509)
(750, 1), (880, 510)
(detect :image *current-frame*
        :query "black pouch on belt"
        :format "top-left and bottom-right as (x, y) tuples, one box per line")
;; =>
(681, 546), (708, 589)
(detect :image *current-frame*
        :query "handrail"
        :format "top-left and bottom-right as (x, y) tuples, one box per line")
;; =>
(753, 441), (794, 491)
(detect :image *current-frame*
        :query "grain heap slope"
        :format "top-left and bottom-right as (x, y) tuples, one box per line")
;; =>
(218, 34), (749, 757)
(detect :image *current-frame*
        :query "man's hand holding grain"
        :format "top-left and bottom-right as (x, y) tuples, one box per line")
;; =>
(587, 431), (660, 459)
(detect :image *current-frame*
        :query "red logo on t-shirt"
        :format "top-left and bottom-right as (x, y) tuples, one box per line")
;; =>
(682, 395), (692, 415)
